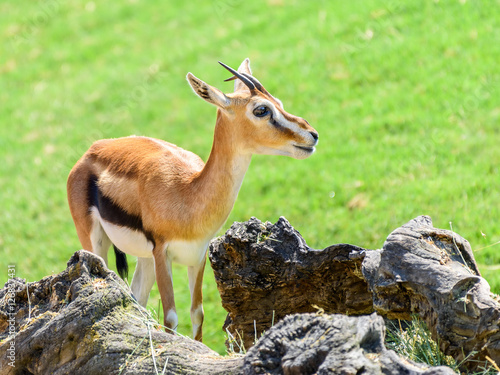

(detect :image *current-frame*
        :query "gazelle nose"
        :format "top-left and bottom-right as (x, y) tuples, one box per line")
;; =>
(310, 131), (319, 143)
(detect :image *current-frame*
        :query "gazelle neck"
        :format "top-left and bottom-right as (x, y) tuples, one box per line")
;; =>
(192, 110), (252, 233)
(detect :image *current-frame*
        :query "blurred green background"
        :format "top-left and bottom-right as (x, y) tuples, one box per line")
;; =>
(1, 0), (499, 354)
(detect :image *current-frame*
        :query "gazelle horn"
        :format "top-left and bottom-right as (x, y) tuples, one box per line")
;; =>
(218, 61), (256, 91)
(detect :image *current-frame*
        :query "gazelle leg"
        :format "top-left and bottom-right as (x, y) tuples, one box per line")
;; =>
(153, 245), (177, 333)
(90, 217), (112, 266)
(130, 257), (156, 307)
(188, 255), (206, 342)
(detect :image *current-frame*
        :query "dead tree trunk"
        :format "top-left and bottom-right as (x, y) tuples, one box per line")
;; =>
(209, 216), (500, 372)
(209, 217), (373, 350)
(0, 251), (242, 375)
(363, 215), (500, 369)
(0, 250), (454, 375)
(243, 312), (455, 375)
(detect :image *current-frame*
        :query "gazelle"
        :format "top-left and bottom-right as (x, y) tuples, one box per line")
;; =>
(67, 59), (318, 341)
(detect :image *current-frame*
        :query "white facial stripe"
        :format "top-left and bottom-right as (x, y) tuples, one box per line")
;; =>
(272, 96), (284, 109)
(247, 99), (313, 145)
(250, 99), (276, 115)
(246, 98), (316, 160)
(250, 99), (300, 131)
(250, 100), (291, 130)
(272, 107), (312, 140)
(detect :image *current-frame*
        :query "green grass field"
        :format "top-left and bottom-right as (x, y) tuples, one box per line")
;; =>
(1, 0), (500, 357)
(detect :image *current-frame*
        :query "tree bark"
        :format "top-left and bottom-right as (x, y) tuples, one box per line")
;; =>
(243, 313), (455, 375)
(363, 215), (500, 369)
(209, 217), (373, 350)
(209, 216), (500, 372)
(0, 251), (242, 375)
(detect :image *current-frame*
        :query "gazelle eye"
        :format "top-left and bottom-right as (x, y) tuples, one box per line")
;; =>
(253, 106), (270, 118)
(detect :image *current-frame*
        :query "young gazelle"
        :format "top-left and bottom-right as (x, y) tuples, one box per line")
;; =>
(67, 59), (318, 341)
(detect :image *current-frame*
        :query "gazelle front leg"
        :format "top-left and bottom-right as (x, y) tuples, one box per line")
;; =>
(153, 245), (178, 333)
(188, 255), (207, 342)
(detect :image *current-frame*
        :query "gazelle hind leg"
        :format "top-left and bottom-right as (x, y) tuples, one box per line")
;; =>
(130, 257), (156, 307)
(89, 213), (112, 266)
(188, 255), (206, 342)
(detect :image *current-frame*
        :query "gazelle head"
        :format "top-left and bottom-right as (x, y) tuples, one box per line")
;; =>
(186, 59), (318, 159)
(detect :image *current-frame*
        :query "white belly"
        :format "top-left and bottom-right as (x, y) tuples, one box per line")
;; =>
(94, 210), (209, 266)
(98, 216), (154, 258)
(167, 239), (210, 266)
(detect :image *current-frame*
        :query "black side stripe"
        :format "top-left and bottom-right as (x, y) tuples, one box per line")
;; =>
(87, 175), (156, 246)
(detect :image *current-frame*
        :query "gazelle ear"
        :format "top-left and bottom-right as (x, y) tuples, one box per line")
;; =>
(238, 58), (252, 75)
(187, 73), (230, 108)
(234, 58), (252, 92)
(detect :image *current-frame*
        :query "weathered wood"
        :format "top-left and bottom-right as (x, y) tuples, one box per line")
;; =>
(243, 313), (455, 375)
(363, 215), (500, 369)
(209, 216), (500, 372)
(0, 251), (242, 375)
(0, 250), (454, 375)
(209, 216), (373, 350)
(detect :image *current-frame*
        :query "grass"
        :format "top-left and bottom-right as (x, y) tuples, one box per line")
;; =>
(1, 0), (500, 362)
(386, 319), (457, 369)
(386, 318), (499, 374)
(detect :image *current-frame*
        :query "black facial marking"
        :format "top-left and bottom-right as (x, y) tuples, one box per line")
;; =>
(271, 117), (282, 128)
(270, 115), (293, 136)
(87, 175), (155, 245)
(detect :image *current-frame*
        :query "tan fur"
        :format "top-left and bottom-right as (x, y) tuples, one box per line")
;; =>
(67, 59), (318, 341)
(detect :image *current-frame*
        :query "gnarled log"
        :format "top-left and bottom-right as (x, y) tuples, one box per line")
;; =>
(0, 250), (454, 375)
(363, 215), (500, 369)
(0, 251), (242, 375)
(209, 216), (500, 372)
(209, 216), (373, 350)
(243, 313), (455, 375)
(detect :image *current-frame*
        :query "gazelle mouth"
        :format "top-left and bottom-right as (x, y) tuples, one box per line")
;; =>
(294, 145), (315, 153)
